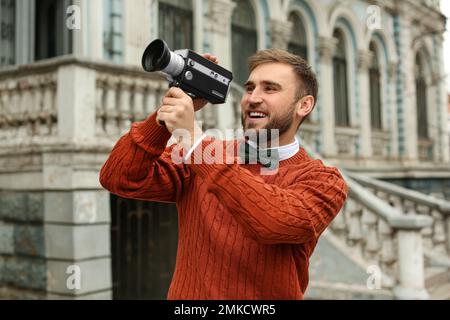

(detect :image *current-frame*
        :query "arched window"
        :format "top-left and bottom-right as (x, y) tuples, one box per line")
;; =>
(104, 0), (124, 62)
(287, 12), (307, 60)
(333, 29), (349, 127)
(231, 0), (257, 86)
(158, 0), (193, 50)
(369, 41), (382, 130)
(415, 53), (429, 139)
(0, 0), (15, 66)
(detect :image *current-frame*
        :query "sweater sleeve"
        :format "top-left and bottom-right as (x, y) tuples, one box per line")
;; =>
(99, 112), (191, 203)
(187, 139), (348, 245)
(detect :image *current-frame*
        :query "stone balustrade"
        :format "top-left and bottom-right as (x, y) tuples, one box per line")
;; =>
(95, 71), (168, 137)
(348, 172), (450, 265)
(418, 138), (434, 162)
(0, 69), (58, 144)
(371, 130), (391, 158)
(335, 126), (359, 157)
(301, 142), (434, 299)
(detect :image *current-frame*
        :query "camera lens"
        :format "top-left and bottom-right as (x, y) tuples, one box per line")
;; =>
(142, 39), (184, 77)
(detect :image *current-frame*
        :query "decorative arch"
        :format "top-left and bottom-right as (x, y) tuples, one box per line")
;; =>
(328, 5), (364, 49)
(369, 32), (390, 131)
(231, 0), (259, 85)
(286, 0), (321, 124)
(248, 0), (270, 49)
(414, 46), (433, 143)
(331, 17), (358, 127)
(287, 0), (319, 68)
(365, 27), (397, 65)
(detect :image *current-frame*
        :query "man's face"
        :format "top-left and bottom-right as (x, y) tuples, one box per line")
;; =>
(240, 62), (300, 135)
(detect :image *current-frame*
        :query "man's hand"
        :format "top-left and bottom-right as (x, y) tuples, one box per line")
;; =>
(192, 53), (219, 111)
(156, 87), (203, 150)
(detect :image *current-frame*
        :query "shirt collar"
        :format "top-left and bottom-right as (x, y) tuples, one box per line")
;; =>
(247, 137), (300, 161)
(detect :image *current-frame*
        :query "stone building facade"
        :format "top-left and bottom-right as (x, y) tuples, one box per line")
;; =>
(0, 0), (449, 299)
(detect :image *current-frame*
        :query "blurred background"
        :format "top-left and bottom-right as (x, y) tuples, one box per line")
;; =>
(0, 0), (449, 300)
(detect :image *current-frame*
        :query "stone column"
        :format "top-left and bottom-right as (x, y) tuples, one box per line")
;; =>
(357, 50), (373, 159)
(124, 0), (152, 66)
(15, 0), (35, 64)
(317, 36), (338, 157)
(397, 12), (418, 163)
(45, 63), (112, 299)
(394, 229), (429, 299)
(71, 0), (104, 59)
(388, 62), (399, 160)
(205, 0), (236, 132)
(436, 36), (450, 163)
(269, 19), (292, 50)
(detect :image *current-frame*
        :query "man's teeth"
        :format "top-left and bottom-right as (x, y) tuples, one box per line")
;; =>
(249, 112), (267, 118)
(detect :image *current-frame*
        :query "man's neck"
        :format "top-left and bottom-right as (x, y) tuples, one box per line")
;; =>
(278, 136), (296, 147)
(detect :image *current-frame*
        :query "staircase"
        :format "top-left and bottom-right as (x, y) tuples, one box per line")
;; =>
(300, 143), (450, 300)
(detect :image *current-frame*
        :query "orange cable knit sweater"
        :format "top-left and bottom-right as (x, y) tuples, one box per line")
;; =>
(99, 112), (348, 300)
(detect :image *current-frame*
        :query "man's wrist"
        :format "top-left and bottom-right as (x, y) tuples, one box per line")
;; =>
(177, 123), (203, 150)
(183, 132), (207, 163)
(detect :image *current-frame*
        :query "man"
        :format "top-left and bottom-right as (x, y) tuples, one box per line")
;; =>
(99, 49), (348, 299)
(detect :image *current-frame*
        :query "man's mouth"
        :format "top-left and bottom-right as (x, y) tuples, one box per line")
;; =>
(247, 111), (268, 120)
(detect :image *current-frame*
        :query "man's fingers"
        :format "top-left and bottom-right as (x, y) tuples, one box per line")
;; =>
(162, 96), (181, 106)
(156, 109), (175, 125)
(166, 87), (187, 99)
(158, 105), (174, 113)
(202, 53), (219, 64)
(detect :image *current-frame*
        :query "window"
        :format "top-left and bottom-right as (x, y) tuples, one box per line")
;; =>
(35, 0), (73, 61)
(104, 0), (124, 62)
(158, 0), (193, 50)
(231, 0), (257, 86)
(0, 0), (16, 66)
(369, 42), (382, 130)
(333, 29), (350, 127)
(287, 12), (307, 60)
(415, 53), (429, 139)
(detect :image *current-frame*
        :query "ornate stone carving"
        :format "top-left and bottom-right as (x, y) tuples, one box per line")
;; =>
(269, 19), (293, 50)
(206, 0), (236, 36)
(317, 36), (338, 62)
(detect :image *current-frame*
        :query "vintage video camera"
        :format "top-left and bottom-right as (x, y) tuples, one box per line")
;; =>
(142, 39), (233, 104)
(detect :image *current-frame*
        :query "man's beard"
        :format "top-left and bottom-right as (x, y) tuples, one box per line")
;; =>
(241, 101), (296, 137)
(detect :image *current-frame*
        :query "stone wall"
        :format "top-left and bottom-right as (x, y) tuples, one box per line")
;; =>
(0, 191), (47, 298)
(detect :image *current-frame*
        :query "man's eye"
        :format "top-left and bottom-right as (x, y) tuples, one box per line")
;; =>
(265, 87), (276, 92)
(245, 87), (254, 92)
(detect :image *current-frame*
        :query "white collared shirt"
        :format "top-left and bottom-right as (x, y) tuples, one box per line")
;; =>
(247, 137), (300, 161)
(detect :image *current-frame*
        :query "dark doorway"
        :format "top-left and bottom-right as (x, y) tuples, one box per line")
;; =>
(111, 195), (179, 299)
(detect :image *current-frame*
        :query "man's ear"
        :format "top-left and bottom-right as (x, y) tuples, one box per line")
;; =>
(296, 95), (315, 118)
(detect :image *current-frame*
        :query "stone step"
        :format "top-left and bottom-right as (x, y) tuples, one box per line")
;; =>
(306, 281), (394, 300)
(428, 282), (450, 300)
(425, 267), (450, 288)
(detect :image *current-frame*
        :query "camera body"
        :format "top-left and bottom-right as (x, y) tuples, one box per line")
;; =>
(142, 39), (233, 104)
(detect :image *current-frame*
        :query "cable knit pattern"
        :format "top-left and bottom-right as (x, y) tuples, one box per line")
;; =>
(99, 112), (349, 300)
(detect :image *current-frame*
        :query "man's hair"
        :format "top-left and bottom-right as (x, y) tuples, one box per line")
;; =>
(248, 49), (318, 107)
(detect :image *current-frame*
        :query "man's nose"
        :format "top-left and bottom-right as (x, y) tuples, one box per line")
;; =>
(247, 88), (263, 104)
